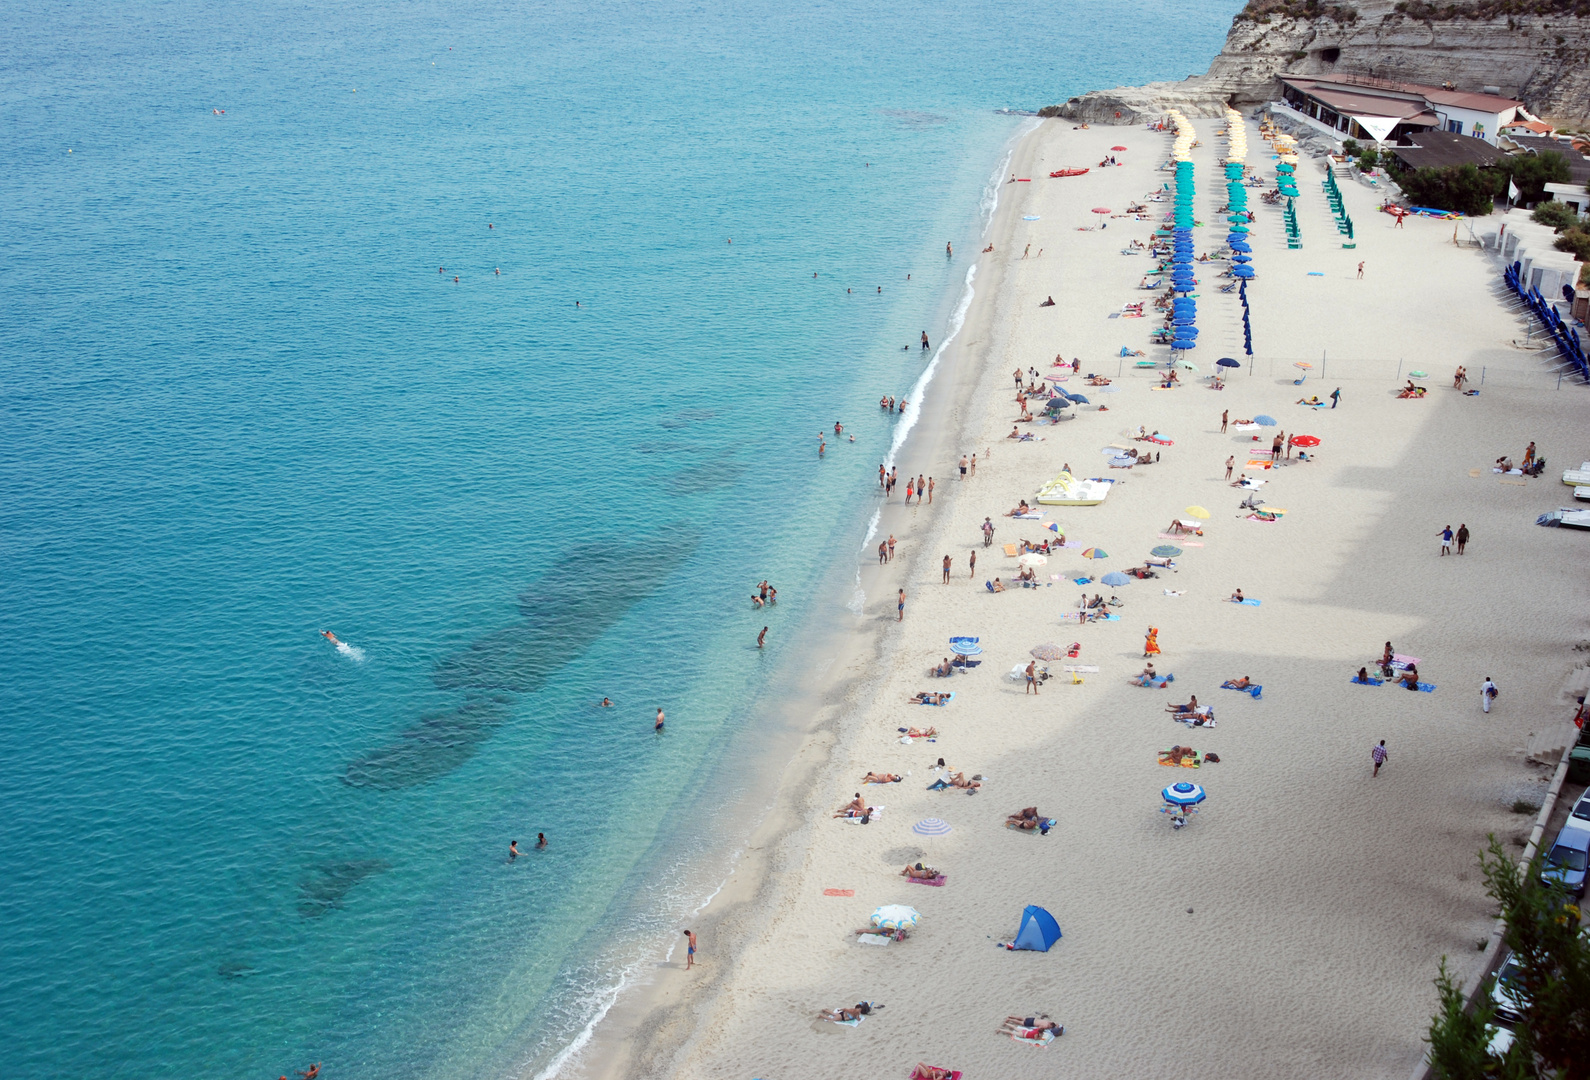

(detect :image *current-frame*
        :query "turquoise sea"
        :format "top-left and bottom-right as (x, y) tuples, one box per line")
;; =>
(0, 1), (1241, 1075)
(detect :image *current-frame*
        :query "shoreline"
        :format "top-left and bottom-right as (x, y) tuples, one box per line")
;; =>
(544, 121), (1044, 1080)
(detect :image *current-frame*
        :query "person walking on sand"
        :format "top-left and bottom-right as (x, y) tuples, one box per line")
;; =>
(982, 518), (995, 547)
(943, 554), (952, 583)
(959, 454), (968, 479)
(1225, 455), (1235, 480)
(655, 707), (665, 731)
(916, 474), (925, 504)
(1481, 676), (1498, 713)
(970, 453), (977, 477)
(1330, 386), (1341, 409)
(879, 463), (886, 489)
(887, 534), (897, 561)
(1456, 523), (1469, 554)
(1221, 409), (1228, 433)
(927, 477), (934, 503)
(683, 929), (697, 969)
(1356, 261), (1364, 279)
(905, 477), (914, 504)
(1143, 626), (1161, 658)
(898, 588), (906, 622)
(757, 626), (768, 648)
(1371, 740), (1387, 777)
(1025, 660), (1039, 695)
(969, 549), (976, 578)
(1438, 525), (1453, 556)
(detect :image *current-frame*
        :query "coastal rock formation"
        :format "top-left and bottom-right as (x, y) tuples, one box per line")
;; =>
(1048, 0), (1590, 125)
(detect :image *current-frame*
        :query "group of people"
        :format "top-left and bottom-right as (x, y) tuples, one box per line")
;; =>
(750, 580), (779, 607)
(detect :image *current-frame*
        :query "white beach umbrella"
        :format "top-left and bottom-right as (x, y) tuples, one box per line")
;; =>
(871, 905), (922, 930)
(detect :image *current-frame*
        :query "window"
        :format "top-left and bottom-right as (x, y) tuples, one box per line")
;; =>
(1446, 119), (1464, 134)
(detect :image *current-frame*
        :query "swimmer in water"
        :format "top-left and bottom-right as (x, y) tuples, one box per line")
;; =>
(321, 630), (340, 646)
(494, 267), (500, 275)
(509, 840), (519, 859)
(536, 833), (547, 848)
(599, 697), (613, 707)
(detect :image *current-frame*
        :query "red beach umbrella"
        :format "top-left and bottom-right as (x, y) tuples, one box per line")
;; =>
(1111, 145), (1128, 151)
(1092, 207), (1111, 214)
(1292, 435), (1320, 447)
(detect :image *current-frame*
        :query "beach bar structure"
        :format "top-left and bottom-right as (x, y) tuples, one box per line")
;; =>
(1275, 74), (1520, 145)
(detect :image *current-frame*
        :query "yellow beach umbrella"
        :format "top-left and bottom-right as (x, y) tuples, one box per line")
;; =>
(1184, 505), (1211, 519)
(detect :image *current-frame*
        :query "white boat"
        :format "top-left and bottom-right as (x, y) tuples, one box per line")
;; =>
(1538, 507), (1590, 530)
(1562, 463), (1590, 487)
(1036, 471), (1112, 506)
(1575, 486), (1590, 502)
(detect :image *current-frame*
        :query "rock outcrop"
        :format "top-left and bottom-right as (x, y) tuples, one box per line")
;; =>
(1049, 0), (1590, 125)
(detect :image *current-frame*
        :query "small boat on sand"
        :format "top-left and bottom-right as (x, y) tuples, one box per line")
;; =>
(1048, 168), (1090, 178)
(1036, 471), (1112, 506)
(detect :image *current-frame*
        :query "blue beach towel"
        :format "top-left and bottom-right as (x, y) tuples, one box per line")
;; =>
(1350, 676), (1385, 686)
(1221, 683), (1262, 698)
(1233, 598), (1261, 606)
(1073, 577), (1091, 585)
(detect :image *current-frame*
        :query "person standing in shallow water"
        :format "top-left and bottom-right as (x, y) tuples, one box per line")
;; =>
(922, 330), (930, 350)
(655, 707), (665, 731)
(757, 626), (768, 648)
(683, 929), (698, 969)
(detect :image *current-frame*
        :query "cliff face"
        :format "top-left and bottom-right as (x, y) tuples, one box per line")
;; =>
(1052, 0), (1590, 125)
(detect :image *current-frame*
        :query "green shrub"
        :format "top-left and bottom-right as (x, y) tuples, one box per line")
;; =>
(1503, 151), (1572, 205)
(1532, 201), (1579, 230)
(1398, 164), (1500, 216)
(1358, 149), (1379, 170)
(1555, 227), (1590, 260)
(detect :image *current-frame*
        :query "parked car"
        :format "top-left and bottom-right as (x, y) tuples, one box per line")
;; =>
(1490, 951), (1526, 1023)
(1567, 789), (1590, 828)
(1540, 824), (1590, 898)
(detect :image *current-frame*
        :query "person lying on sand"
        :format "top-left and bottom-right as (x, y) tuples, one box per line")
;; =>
(862, 772), (902, 784)
(909, 690), (947, 705)
(1039, 296), (1056, 306)
(911, 1065), (955, 1080)
(1229, 473), (1248, 487)
(1159, 745), (1198, 766)
(901, 863), (939, 879)
(1006, 807), (1049, 830)
(1145, 556), (1175, 569)
(998, 1016), (1063, 1037)
(903, 726), (937, 738)
(982, 244), (993, 253)
(1221, 676), (1251, 689)
(1166, 695), (1198, 714)
(818, 1003), (873, 1022)
(835, 793), (866, 816)
(1086, 376), (1111, 385)
(1296, 395), (1322, 405)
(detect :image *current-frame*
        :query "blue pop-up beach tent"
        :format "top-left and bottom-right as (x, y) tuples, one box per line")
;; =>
(1013, 905), (1062, 951)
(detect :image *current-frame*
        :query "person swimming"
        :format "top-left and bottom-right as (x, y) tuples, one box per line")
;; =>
(599, 697), (613, 707)
(321, 630), (340, 646)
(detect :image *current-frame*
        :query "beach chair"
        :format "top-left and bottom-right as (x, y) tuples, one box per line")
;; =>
(1003, 543), (1019, 557)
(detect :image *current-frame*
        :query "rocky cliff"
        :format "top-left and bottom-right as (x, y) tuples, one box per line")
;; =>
(1050, 0), (1590, 125)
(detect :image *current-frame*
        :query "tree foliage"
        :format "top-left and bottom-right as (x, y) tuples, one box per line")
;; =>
(1503, 152), (1572, 205)
(1398, 164), (1499, 215)
(1532, 201), (1579, 231)
(1554, 227), (1590, 261)
(1428, 837), (1590, 1080)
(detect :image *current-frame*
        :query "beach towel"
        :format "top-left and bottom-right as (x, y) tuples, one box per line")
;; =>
(1062, 665), (1100, 673)
(1301, 402), (1327, 408)
(1012, 511), (1043, 519)
(1003, 543), (1019, 557)
(1221, 683), (1262, 698)
(823, 888), (855, 896)
(1006, 818), (1057, 834)
(1233, 598), (1261, 606)
(855, 934), (893, 946)
(1157, 536), (1204, 545)
(1072, 577), (1091, 585)
(1163, 589), (1186, 596)
(1148, 435), (1173, 445)
(840, 806), (883, 823)
(1012, 1028), (1057, 1047)
(1409, 681), (1436, 692)
(1350, 676), (1385, 686)
(905, 874), (947, 887)
(1389, 654), (1420, 669)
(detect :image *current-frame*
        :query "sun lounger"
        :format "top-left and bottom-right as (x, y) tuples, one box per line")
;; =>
(1003, 543), (1019, 556)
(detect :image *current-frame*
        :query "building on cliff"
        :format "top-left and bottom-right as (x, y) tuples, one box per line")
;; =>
(1276, 74), (1520, 144)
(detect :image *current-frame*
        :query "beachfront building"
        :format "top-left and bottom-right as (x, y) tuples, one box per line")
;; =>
(1384, 130), (1509, 172)
(1275, 74), (1521, 146)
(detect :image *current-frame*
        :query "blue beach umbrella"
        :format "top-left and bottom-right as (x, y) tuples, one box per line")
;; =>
(1172, 340), (1197, 350)
(1232, 253), (1252, 263)
(1101, 571), (1129, 586)
(1216, 357), (1240, 368)
(1230, 242), (1252, 254)
(949, 636), (982, 655)
(1065, 392), (1089, 404)
(1162, 781), (1206, 806)
(1254, 414), (1276, 426)
(1233, 266), (1255, 278)
(1177, 326), (1200, 337)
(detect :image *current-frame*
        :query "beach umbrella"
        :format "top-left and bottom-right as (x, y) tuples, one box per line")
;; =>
(949, 637), (982, 656)
(1216, 357), (1240, 368)
(1233, 266), (1255, 278)
(1081, 547), (1108, 559)
(1232, 254), (1252, 263)
(1031, 643), (1066, 661)
(1109, 454), (1136, 467)
(1184, 505), (1211, 518)
(1409, 369), (1428, 378)
(1018, 553), (1048, 568)
(1161, 781), (1207, 806)
(1112, 145), (1127, 151)
(1231, 243), (1252, 254)
(1294, 362), (1313, 370)
(1101, 571), (1129, 586)
(1177, 359), (1198, 370)
(1172, 340), (1197, 350)
(1253, 415), (1277, 426)
(1092, 207), (1111, 214)
(871, 904), (922, 930)
(1226, 215), (1248, 224)
(912, 817), (952, 837)
(1065, 392), (1090, 404)
(1292, 435), (1320, 447)
(1176, 327), (1199, 338)
(1151, 544), (1183, 557)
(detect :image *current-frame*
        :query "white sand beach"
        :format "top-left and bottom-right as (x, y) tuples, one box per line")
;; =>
(580, 117), (1589, 1080)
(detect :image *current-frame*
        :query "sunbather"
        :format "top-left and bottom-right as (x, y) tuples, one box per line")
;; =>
(818, 1003), (873, 1022)
(946, 771), (981, 789)
(1229, 589), (1244, 602)
(1166, 695), (1199, 714)
(1353, 667), (1374, 684)
(1296, 395), (1322, 405)
(998, 1015), (1062, 1036)
(1221, 676), (1251, 689)
(835, 793), (866, 816)
(901, 863), (940, 879)
(932, 657), (953, 677)
(862, 772), (902, 784)
(1130, 663), (1158, 685)
(1006, 806), (1048, 830)
(911, 1065), (954, 1080)
(990, 578), (1006, 592)
(1004, 500), (1032, 516)
(909, 691), (947, 705)
(1159, 745), (1198, 765)
(1397, 664), (1420, 689)
(903, 726), (937, 738)
(1145, 556), (1175, 569)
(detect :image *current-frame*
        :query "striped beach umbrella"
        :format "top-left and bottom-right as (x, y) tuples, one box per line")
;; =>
(1161, 781), (1206, 806)
(912, 817), (952, 837)
(871, 905), (922, 929)
(1081, 547), (1108, 559)
(1151, 545), (1182, 557)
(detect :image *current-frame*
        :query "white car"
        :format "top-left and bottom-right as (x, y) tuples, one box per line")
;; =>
(1490, 951), (1526, 1023)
